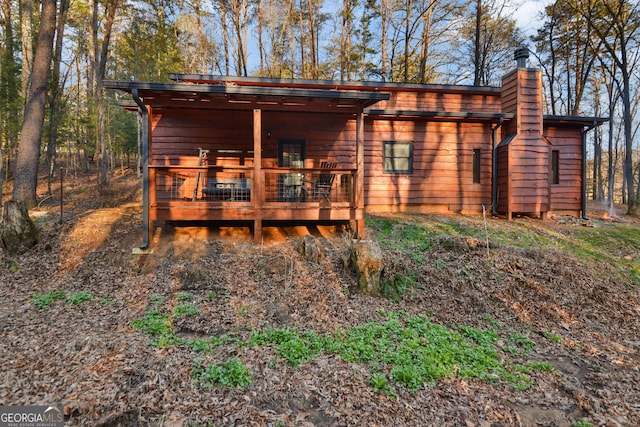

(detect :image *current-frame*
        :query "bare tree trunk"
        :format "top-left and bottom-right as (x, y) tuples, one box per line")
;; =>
(19, 0), (33, 102)
(13, 0), (56, 208)
(46, 0), (70, 196)
(473, 0), (482, 86)
(220, 1), (230, 75)
(307, 0), (317, 79)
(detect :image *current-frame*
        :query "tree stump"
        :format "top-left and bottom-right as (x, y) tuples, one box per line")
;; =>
(348, 240), (384, 296)
(297, 234), (321, 263)
(0, 201), (39, 256)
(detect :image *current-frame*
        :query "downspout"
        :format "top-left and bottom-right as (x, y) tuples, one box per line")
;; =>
(582, 121), (598, 221)
(132, 88), (150, 249)
(491, 117), (504, 216)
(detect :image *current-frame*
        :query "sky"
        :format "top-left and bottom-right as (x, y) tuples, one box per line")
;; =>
(508, 0), (553, 37)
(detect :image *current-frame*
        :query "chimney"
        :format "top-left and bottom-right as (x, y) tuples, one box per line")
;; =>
(514, 46), (529, 68)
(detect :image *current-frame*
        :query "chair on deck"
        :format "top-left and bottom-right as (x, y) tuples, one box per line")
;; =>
(303, 161), (337, 201)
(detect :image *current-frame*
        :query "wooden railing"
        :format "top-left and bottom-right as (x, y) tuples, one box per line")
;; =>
(148, 165), (355, 206)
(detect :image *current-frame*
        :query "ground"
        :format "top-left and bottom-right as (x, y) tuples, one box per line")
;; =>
(0, 169), (639, 427)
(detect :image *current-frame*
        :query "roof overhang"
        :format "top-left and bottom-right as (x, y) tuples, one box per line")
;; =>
(103, 80), (390, 112)
(364, 109), (514, 123)
(544, 115), (609, 127)
(169, 74), (502, 95)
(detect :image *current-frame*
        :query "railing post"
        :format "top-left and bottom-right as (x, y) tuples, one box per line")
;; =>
(253, 109), (263, 243)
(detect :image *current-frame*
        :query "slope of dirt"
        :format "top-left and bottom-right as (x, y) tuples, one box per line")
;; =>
(1, 170), (639, 426)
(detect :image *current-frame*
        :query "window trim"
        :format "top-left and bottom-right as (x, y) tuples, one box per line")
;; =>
(383, 141), (414, 174)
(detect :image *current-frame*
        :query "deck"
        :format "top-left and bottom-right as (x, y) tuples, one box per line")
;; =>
(148, 165), (360, 240)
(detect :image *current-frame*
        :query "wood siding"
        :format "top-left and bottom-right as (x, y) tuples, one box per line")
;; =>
(364, 119), (493, 212)
(497, 68), (552, 216)
(545, 125), (583, 212)
(376, 90), (502, 114)
(151, 109), (356, 169)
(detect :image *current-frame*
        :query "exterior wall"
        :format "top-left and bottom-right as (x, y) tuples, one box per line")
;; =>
(151, 109), (254, 166)
(499, 68), (550, 216)
(150, 109), (356, 169)
(546, 125), (583, 213)
(364, 119), (493, 213)
(376, 89), (502, 113)
(508, 139), (550, 214)
(496, 144), (510, 214)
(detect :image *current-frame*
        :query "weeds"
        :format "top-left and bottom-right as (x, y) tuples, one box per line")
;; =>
(193, 357), (253, 390)
(132, 293), (551, 394)
(173, 304), (199, 317)
(31, 290), (95, 308)
(31, 290), (67, 308)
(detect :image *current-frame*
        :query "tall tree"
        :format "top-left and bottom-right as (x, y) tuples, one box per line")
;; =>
(0, 0), (22, 205)
(19, 0), (33, 101)
(13, 0), (57, 207)
(566, 0), (640, 214)
(45, 0), (70, 195)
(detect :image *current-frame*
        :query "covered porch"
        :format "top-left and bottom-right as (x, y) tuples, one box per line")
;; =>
(104, 78), (389, 247)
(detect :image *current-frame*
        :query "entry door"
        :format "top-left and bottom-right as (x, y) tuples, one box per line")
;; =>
(278, 139), (306, 201)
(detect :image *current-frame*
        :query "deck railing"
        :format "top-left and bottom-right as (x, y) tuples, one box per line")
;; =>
(149, 166), (354, 206)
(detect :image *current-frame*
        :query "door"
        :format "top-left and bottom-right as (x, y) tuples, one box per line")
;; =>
(278, 139), (306, 201)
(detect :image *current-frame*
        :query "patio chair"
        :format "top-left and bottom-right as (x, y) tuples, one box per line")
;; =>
(303, 161), (337, 201)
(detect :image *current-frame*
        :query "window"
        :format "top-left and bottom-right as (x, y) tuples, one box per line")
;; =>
(384, 142), (413, 174)
(551, 150), (559, 185)
(472, 149), (481, 183)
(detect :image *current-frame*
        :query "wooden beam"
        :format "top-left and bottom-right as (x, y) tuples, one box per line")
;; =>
(253, 108), (263, 243)
(355, 111), (365, 239)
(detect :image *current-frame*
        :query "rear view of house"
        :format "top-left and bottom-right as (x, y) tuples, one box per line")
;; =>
(105, 49), (605, 246)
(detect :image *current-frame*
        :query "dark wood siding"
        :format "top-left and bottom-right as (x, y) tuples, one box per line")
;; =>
(364, 119), (493, 212)
(545, 125), (583, 212)
(376, 90), (502, 113)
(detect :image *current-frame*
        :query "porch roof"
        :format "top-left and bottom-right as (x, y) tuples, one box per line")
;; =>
(103, 80), (389, 112)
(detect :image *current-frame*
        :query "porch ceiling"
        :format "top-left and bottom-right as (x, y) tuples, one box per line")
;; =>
(103, 80), (389, 112)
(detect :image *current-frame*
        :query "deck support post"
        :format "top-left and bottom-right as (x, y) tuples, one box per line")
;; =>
(133, 89), (151, 249)
(355, 111), (365, 239)
(253, 108), (263, 243)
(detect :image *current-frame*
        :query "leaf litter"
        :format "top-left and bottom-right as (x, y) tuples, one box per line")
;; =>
(0, 171), (638, 426)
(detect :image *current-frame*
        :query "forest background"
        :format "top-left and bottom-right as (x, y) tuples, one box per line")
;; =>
(0, 0), (639, 214)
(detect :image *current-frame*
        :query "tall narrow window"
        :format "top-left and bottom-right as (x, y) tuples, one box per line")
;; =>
(383, 142), (413, 174)
(551, 150), (560, 185)
(472, 149), (481, 183)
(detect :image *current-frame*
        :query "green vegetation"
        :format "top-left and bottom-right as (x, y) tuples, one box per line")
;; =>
(368, 214), (640, 303)
(249, 312), (550, 393)
(177, 292), (194, 302)
(131, 295), (553, 394)
(173, 304), (199, 317)
(193, 357), (253, 390)
(66, 291), (95, 306)
(31, 290), (95, 308)
(31, 290), (67, 309)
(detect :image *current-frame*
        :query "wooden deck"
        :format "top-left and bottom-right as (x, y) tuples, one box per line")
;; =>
(148, 165), (359, 241)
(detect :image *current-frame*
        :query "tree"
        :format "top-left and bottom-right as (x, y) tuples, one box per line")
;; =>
(0, 0), (22, 206)
(567, 0), (640, 214)
(13, 0), (57, 207)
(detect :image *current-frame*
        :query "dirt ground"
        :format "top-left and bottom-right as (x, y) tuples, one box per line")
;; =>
(1, 170), (639, 426)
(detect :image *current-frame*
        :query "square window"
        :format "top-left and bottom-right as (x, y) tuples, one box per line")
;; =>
(384, 142), (413, 174)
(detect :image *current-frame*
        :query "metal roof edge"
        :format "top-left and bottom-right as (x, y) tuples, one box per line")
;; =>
(103, 80), (389, 102)
(168, 74), (502, 94)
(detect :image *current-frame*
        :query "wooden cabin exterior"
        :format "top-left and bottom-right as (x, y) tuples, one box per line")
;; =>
(105, 57), (605, 246)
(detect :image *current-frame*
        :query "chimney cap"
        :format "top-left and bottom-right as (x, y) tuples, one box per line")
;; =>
(514, 46), (529, 67)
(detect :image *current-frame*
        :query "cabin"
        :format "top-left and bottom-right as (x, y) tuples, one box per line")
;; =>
(105, 50), (605, 247)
